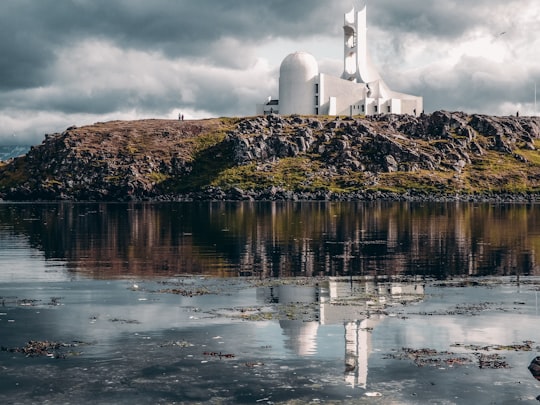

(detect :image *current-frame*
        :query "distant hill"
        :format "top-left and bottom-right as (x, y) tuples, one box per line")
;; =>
(0, 112), (539, 201)
(0, 145), (30, 162)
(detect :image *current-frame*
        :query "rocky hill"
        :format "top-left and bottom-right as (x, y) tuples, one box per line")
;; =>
(0, 111), (539, 201)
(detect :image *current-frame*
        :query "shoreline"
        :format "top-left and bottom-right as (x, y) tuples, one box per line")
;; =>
(3, 190), (539, 203)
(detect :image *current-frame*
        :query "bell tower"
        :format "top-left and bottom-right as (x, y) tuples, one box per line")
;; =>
(341, 6), (381, 84)
(342, 7), (360, 82)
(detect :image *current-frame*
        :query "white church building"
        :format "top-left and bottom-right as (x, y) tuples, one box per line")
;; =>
(257, 5), (423, 117)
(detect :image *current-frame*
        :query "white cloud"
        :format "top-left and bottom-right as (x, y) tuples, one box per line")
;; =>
(0, 38), (279, 144)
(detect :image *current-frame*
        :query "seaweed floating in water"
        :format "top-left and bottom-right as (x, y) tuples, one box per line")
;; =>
(155, 288), (211, 297)
(1, 340), (89, 359)
(203, 351), (235, 359)
(385, 346), (515, 369)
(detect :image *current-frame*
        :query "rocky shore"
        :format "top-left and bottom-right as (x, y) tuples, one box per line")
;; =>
(0, 111), (539, 202)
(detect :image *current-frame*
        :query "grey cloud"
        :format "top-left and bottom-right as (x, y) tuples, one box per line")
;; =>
(2, 82), (184, 117)
(370, 2), (473, 38)
(384, 53), (537, 115)
(370, 0), (524, 39)
(3, 2), (348, 56)
(0, 0), (353, 91)
(1, 0), (538, 146)
(9, 1), (342, 99)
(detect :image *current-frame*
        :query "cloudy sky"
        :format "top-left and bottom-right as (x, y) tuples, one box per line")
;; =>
(1, 0), (540, 145)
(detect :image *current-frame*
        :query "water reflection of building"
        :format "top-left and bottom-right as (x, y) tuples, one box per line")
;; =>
(258, 285), (320, 356)
(323, 278), (424, 388)
(258, 278), (425, 388)
(279, 320), (319, 356)
(344, 319), (379, 388)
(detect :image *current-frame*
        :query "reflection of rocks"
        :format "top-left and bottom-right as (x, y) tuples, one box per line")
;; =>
(3, 203), (539, 279)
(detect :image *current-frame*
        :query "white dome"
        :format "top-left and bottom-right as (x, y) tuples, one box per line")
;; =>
(279, 52), (319, 115)
(280, 52), (319, 79)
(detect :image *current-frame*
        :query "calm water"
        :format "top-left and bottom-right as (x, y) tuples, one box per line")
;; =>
(0, 201), (539, 280)
(1, 201), (540, 404)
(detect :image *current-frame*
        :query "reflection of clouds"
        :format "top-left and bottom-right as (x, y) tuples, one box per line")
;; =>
(5, 284), (238, 355)
(32, 303), (201, 350)
(396, 313), (540, 350)
(386, 285), (540, 357)
(0, 234), (69, 282)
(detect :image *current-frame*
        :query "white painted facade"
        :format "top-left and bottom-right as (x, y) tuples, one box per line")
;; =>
(256, 5), (423, 117)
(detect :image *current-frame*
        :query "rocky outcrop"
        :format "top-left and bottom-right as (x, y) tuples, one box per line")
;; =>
(0, 111), (539, 201)
(227, 111), (540, 175)
(0, 119), (233, 201)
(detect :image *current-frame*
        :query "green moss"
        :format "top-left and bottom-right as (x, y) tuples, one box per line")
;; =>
(272, 158), (313, 188)
(465, 150), (540, 193)
(189, 120), (236, 153)
(515, 148), (540, 165)
(208, 157), (370, 194)
(147, 172), (170, 184)
(375, 171), (457, 194)
(211, 157), (312, 191)
(211, 163), (268, 190)
(329, 171), (367, 192)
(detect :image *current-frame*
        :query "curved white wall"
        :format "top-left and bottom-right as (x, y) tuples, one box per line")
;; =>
(279, 52), (319, 115)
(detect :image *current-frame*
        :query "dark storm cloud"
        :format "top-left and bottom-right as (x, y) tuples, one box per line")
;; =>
(0, 0), (349, 91)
